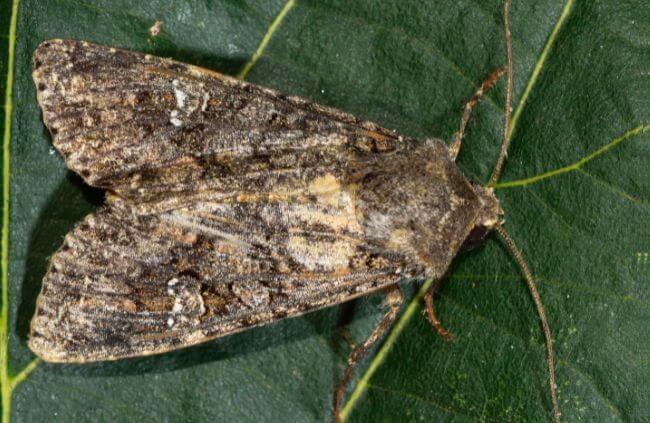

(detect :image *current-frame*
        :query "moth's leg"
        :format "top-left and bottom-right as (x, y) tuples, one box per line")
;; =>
(333, 285), (403, 423)
(423, 279), (453, 341)
(448, 67), (506, 161)
(339, 328), (357, 349)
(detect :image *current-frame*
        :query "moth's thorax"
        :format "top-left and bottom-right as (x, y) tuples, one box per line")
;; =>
(354, 140), (487, 279)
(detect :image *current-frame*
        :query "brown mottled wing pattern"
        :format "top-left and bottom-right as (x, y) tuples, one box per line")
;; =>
(33, 39), (414, 212)
(30, 201), (400, 362)
(30, 40), (484, 362)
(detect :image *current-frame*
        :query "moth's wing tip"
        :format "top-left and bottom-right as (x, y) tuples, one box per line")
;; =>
(27, 284), (57, 362)
(32, 39), (67, 89)
(33, 39), (72, 65)
(34, 38), (85, 52)
(31, 39), (94, 182)
(28, 308), (72, 363)
(28, 316), (107, 364)
(27, 344), (61, 364)
(27, 266), (96, 364)
(28, 323), (123, 364)
(27, 333), (75, 364)
(33, 39), (91, 74)
(33, 39), (61, 57)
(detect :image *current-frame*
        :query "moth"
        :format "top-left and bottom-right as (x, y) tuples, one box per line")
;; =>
(29, 1), (559, 421)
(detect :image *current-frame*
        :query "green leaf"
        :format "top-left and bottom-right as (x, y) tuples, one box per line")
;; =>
(2, 0), (648, 421)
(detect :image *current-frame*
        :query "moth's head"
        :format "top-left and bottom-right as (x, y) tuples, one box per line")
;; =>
(462, 185), (504, 250)
(474, 185), (503, 229)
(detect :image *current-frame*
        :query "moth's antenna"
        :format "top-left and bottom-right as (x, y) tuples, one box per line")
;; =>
(487, 0), (514, 187)
(488, 2), (560, 421)
(496, 224), (560, 423)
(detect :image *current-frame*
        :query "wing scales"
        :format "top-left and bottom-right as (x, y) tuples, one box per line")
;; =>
(30, 40), (484, 362)
(30, 200), (399, 362)
(33, 39), (409, 204)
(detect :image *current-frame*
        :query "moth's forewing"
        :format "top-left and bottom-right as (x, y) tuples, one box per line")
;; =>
(30, 40), (484, 362)
(33, 39), (402, 208)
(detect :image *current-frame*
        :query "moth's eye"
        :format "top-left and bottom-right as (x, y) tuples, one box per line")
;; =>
(461, 225), (489, 250)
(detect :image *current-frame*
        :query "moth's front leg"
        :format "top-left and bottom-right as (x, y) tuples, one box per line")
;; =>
(423, 279), (454, 341)
(333, 284), (403, 422)
(448, 67), (505, 161)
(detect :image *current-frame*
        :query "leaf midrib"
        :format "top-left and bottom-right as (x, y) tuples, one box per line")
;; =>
(1, 1), (27, 423)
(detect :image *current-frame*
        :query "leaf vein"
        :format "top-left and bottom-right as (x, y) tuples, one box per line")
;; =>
(237, 0), (296, 80)
(576, 168), (647, 205)
(508, 0), (575, 141)
(496, 124), (649, 189)
(339, 279), (433, 421)
(8, 358), (39, 391)
(1, 1), (25, 422)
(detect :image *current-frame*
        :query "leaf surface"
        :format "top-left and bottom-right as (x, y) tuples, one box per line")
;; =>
(1, 0), (648, 421)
